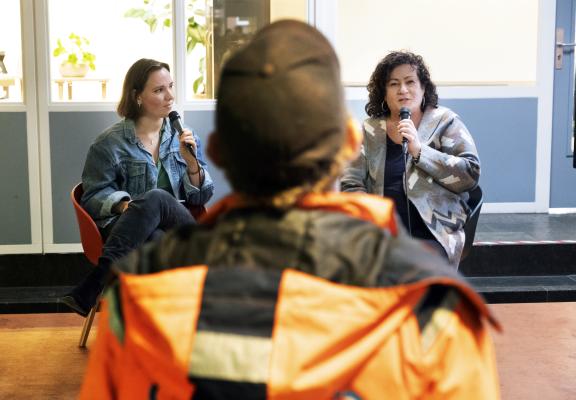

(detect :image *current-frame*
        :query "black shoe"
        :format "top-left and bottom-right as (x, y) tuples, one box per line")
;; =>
(61, 267), (106, 317)
(61, 293), (90, 317)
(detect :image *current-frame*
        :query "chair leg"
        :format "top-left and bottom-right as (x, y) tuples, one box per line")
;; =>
(79, 304), (98, 348)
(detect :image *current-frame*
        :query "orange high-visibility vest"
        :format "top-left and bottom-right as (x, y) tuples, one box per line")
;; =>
(81, 192), (500, 399)
(81, 266), (499, 400)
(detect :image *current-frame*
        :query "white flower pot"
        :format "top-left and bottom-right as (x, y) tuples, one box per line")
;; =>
(59, 62), (88, 78)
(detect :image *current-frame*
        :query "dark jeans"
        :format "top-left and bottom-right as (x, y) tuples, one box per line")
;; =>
(64, 189), (197, 314)
(99, 189), (196, 266)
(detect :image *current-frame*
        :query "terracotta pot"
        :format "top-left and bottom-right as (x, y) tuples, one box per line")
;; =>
(59, 62), (88, 78)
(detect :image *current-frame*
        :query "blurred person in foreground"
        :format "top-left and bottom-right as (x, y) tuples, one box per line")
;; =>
(80, 20), (500, 400)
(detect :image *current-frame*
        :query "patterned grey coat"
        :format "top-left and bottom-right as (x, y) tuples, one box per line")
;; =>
(341, 106), (480, 267)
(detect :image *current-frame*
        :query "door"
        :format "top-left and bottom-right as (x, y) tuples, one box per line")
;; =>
(550, 0), (576, 209)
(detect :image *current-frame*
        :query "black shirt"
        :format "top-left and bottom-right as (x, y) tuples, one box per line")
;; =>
(383, 136), (435, 241)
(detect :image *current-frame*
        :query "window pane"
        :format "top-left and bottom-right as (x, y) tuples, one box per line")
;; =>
(185, 0), (308, 101)
(0, 0), (23, 103)
(336, 0), (538, 86)
(48, 0), (174, 102)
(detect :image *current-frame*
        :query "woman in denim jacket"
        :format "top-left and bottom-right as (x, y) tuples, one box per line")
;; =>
(341, 52), (480, 267)
(62, 58), (214, 316)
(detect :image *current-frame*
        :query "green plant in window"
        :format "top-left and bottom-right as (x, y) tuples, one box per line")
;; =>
(124, 0), (172, 32)
(124, 0), (208, 95)
(53, 33), (96, 77)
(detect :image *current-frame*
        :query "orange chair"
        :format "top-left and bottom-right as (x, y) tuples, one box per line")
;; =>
(70, 183), (207, 347)
(187, 204), (207, 220)
(70, 183), (103, 348)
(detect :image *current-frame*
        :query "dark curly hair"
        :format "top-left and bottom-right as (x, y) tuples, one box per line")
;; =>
(365, 51), (438, 118)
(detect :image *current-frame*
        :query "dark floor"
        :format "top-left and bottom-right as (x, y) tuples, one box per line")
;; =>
(1, 213), (576, 312)
(475, 213), (576, 243)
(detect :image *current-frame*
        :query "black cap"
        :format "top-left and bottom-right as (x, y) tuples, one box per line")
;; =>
(216, 20), (347, 196)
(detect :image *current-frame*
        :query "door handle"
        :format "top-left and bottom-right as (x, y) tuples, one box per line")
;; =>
(556, 28), (575, 69)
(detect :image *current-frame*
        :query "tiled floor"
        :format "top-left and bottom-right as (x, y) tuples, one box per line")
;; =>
(475, 213), (576, 242)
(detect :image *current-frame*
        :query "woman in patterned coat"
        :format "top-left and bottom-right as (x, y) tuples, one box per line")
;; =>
(341, 51), (480, 267)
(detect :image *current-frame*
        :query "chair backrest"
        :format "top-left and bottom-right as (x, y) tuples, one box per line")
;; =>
(460, 185), (483, 262)
(71, 183), (103, 265)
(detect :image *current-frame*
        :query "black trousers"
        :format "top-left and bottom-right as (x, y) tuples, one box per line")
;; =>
(99, 189), (196, 266)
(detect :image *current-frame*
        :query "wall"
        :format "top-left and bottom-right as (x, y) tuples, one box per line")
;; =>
(0, 112), (30, 244)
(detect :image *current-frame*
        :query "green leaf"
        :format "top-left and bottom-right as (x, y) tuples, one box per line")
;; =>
(190, 29), (203, 44)
(198, 56), (205, 73)
(163, 18), (171, 28)
(186, 40), (197, 53)
(193, 76), (203, 94)
(124, 8), (147, 18)
(83, 53), (96, 64)
(53, 39), (65, 57)
(145, 16), (158, 32)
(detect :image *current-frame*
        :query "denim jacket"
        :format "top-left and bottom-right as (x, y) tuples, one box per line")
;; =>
(81, 118), (214, 227)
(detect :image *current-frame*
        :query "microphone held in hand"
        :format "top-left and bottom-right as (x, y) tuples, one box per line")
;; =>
(399, 107), (411, 154)
(168, 111), (196, 156)
(399, 107), (411, 121)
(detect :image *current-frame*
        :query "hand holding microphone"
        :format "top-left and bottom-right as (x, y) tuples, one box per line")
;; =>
(169, 111), (197, 157)
(398, 106), (421, 159)
(399, 107), (411, 155)
(169, 110), (203, 181)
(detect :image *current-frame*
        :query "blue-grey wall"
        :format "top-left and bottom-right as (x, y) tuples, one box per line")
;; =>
(346, 98), (539, 203)
(0, 112), (30, 244)
(49, 112), (118, 243)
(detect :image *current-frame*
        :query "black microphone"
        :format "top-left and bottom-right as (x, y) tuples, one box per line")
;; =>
(399, 107), (411, 154)
(399, 107), (411, 121)
(168, 111), (196, 156)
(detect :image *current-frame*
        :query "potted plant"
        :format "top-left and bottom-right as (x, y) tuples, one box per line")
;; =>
(53, 33), (96, 77)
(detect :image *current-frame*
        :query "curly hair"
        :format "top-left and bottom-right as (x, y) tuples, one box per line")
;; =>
(365, 51), (438, 118)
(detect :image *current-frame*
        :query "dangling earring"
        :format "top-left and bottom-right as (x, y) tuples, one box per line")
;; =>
(421, 97), (426, 109)
(381, 100), (389, 114)
(137, 98), (142, 108)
